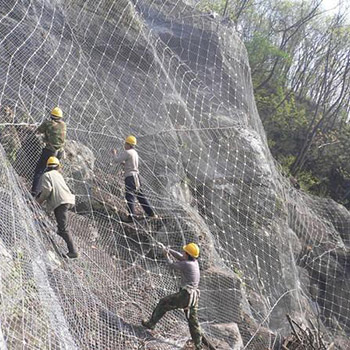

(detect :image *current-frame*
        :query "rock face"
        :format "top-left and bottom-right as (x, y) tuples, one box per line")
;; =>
(0, 0), (349, 349)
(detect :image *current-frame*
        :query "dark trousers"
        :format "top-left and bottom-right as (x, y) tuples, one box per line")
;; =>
(54, 204), (76, 254)
(125, 175), (154, 216)
(148, 289), (202, 349)
(31, 148), (62, 196)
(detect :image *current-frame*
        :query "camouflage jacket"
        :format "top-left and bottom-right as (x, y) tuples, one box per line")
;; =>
(37, 119), (66, 151)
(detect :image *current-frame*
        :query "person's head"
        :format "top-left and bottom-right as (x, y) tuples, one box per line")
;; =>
(46, 156), (60, 171)
(183, 242), (200, 260)
(124, 135), (137, 150)
(50, 107), (63, 121)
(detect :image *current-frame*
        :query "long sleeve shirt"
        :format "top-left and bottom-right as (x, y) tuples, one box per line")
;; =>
(37, 119), (66, 151)
(167, 249), (200, 289)
(37, 170), (75, 212)
(114, 148), (139, 178)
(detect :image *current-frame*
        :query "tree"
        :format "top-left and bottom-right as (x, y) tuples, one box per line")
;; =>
(198, 0), (350, 202)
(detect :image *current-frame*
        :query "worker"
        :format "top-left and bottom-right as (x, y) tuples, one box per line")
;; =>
(113, 135), (157, 222)
(31, 107), (66, 197)
(36, 156), (78, 259)
(142, 242), (202, 350)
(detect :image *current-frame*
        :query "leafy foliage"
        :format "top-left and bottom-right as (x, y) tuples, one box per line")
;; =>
(198, 0), (350, 204)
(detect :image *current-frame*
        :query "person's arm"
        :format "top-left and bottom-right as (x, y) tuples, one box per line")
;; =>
(113, 150), (129, 164)
(158, 244), (186, 264)
(36, 175), (52, 204)
(168, 259), (188, 272)
(168, 248), (186, 261)
(62, 122), (67, 145)
(36, 120), (47, 134)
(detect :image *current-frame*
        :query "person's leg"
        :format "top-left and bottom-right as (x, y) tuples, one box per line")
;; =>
(143, 289), (189, 329)
(136, 188), (154, 216)
(31, 148), (55, 196)
(133, 175), (155, 216)
(125, 176), (136, 217)
(54, 204), (77, 257)
(188, 302), (202, 350)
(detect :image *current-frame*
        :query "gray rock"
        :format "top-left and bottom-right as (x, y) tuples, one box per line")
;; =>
(63, 139), (95, 181)
(210, 323), (244, 349)
(0, 0), (350, 349)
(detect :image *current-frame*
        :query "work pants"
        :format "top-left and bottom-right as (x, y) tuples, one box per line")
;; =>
(148, 289), (202, 350)
(54, 203), (76, 254)
(125, 175), (154, 217)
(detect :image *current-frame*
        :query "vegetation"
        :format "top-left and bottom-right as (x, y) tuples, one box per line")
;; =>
(200, 0), (350, 207)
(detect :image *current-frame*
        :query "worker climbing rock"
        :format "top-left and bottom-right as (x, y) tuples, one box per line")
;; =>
(142, 242), (202, 350)
(113, 135), (157, 223)
(31, 107), (66, 197)
(36, 156), (78, 259)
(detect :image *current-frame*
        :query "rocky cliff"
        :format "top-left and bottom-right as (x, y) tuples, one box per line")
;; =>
(0, 0), (349, 349)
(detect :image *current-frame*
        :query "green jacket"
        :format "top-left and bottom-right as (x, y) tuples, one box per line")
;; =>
(37, 119), (66, 151)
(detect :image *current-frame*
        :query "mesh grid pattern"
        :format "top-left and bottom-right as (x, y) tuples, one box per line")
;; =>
(0, 1), (349, 349)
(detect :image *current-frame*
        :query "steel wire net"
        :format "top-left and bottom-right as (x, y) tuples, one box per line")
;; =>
(0, 0), (349, 349)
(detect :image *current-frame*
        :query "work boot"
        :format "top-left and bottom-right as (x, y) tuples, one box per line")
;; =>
(141, 319), (155, 330)
(60, 232), (78, 258)
(64, 252), (78, 259)
(122, 215), (134, 223)
(148, 213), (159, 219)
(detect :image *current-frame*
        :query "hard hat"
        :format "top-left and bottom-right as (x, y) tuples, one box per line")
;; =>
(183, 243), (200, 258)
(47, 156), (60, 167)
(125, 135), (137, 146)
(51, 107), (63, 119)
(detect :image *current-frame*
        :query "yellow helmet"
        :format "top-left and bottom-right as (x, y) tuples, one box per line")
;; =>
(47, 156), (60, 167)
(125, 135), (137, 146)
(51, 107), (63, 119)
(183, 243), (200, 258)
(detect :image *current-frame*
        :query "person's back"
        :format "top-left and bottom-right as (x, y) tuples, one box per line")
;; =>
(116, 148), (139, 178)
(38, 118), (66, 152)
(37, 157), (77, 259)
(40, 169), (75, 212)
(31, 107), (66, 196)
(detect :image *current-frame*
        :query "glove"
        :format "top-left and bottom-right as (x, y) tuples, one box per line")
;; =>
(157, 242), (165, 250)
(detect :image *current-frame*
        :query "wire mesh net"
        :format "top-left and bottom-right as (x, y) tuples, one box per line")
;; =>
(0, 0), (349, 349)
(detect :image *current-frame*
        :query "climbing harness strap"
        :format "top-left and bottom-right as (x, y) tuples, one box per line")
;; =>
(183, 286), (200, 320)
(53, 148), (65, 159)
(133, 173), (141, 192)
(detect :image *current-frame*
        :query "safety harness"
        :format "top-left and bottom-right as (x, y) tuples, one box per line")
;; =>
(183, 286), (200, 320)
(133, 173), (141, 192)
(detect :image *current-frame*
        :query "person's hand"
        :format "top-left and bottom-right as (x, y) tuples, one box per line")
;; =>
(157, 242), (169, 256)
(163, 249), (169, 258)
(158, 242), (167, 251)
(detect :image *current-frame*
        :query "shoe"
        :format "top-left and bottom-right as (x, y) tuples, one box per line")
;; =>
(148, 214), (159, 219)
(64, 252), (78, 259)
(121, 215), (134, 223)
(141, 319), (155, 330)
